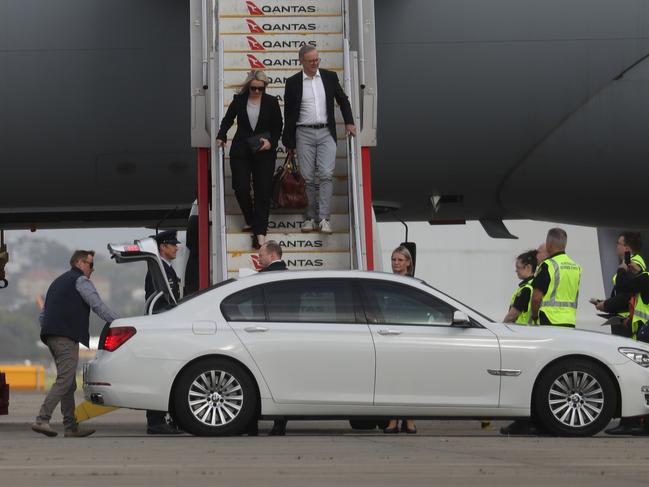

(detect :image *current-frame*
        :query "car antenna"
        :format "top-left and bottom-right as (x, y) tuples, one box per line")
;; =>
(153, 206), (179, 237)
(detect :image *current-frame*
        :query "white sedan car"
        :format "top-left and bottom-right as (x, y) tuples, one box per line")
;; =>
(84, 241), (649, 437)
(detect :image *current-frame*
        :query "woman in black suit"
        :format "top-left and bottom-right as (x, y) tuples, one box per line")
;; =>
(216, 70), (283, 249)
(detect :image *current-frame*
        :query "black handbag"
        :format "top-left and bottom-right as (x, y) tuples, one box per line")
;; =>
(246, 131), (271, 152)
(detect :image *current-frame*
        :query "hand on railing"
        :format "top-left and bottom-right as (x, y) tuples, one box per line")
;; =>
(345, 124), (357, 137)
(215, 138), (225, 148)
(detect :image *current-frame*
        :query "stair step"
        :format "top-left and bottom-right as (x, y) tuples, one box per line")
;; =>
(223, 156), (349, 177)
(226, 232), (350, 251)
(226, 213), (350, 233)
(224, 68), (343, 87)
(222, 34), (343, 53)
(218, 0), (342, 17)
(225, 195), (348, 213)
(227, 250), (351, 272)
(224, 51), (342, 72)
(223, 175), (348, 196)
(218, 17), (343, 36)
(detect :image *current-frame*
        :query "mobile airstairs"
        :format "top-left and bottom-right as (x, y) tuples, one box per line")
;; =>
(190, 0), (378, 283)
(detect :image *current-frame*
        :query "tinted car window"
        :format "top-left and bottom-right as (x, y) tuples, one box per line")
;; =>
(221, 287), (265, 321)
(264, 279), (356, 323)
(362, 281), (455, 326)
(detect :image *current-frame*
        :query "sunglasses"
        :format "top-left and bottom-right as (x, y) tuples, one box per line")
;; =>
(249, 86), (265, 92)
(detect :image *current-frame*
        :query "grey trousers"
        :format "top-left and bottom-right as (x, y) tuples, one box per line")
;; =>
(296, 126), (337, 221)
(36, 336), (79, 429)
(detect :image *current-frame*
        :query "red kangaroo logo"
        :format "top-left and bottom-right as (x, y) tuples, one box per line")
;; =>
(246, 54), (265, 69)
(245, 19), (265, 33)
(246, 36), (265, 51)
(251, 254), (263, 271)
(245, 1), (264, 16)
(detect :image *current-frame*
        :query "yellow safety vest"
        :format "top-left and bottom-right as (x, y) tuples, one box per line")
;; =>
(510, 278), (534, 325)
(613, 254), (646, 318)
(631, 271), (649, 340)
(539, 253), (581, 326)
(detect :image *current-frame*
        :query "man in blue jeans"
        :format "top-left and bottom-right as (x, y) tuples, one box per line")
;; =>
(32, 250), (119, 438)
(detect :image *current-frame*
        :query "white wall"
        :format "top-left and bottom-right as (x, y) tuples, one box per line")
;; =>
(379, 220), (605, 331)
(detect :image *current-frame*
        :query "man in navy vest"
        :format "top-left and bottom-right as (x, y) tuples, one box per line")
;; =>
(32, 250), (118, 437)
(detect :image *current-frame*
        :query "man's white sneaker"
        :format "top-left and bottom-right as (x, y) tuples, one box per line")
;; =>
(319, 219), (332, 234)
(301, 219), (316, 233)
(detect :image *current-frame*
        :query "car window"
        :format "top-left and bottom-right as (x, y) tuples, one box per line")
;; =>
(362, 280), (455, 326)
(221, 287), (265, 321)
(263, 279), (356, 324)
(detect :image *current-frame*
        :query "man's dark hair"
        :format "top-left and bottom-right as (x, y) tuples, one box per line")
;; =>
(264, 240), (283, 259)
(70, 250), (95, 267)
(517, 249), (538, 273)
(620, 231), (642, 254)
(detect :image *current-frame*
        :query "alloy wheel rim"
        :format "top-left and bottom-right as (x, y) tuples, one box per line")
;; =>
(548, 371), (604, 428)
(188, 370), (243, 426)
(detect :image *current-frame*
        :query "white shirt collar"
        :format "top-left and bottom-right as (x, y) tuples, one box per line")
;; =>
(302, 69), (321, 80)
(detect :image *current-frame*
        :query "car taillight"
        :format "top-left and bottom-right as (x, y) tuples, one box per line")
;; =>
(102, 326), (137, 352)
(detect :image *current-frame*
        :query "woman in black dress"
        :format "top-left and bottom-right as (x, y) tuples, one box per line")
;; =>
(216, 70), (283, 249)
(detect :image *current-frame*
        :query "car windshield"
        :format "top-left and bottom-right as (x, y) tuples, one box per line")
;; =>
(421, 280), (496, 322)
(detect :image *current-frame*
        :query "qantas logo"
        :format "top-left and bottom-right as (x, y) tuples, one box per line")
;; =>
(245, 2), (317, 15)
(250, 254), (263, 270)
(246, 36), (265, 51)
(246, 19), (265, 33)
(245, 1), (264, 16)
(245, 18), (316, 33)
(247, 54), (265, 69)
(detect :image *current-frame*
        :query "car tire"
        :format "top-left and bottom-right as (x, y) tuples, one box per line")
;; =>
(533, 358), (617, 437)
(173, 358), (257, 436)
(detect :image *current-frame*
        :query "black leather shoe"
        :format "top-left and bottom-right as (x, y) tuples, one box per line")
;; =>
(252, 236), (261, 250)
(268, 420), (286, 436)
(499, 420), (538, 436)
(383, 426), (399, 434)
(147, 423), (183, 435)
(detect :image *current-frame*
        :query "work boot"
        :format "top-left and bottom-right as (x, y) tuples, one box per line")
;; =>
(31, 421), (58, 437)
(64, 425), (95, 438)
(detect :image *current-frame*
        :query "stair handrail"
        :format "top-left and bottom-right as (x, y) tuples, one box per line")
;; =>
(211, 30), (228, 282)
(343, 38), (364, 270)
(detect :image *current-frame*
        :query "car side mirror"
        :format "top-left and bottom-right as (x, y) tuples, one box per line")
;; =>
(452, 311), (471, 327)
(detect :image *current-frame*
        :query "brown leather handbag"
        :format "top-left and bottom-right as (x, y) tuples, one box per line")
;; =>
(273, 153), (307, 209)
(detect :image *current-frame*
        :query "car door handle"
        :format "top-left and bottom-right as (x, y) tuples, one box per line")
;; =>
(377, 329), (402, 336)
(244, 326), (269, 333)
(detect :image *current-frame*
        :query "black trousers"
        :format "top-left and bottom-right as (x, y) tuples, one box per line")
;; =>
(230, 153), (276, 236)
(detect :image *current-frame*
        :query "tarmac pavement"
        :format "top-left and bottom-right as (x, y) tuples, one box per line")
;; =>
(1, 392), (649, 486)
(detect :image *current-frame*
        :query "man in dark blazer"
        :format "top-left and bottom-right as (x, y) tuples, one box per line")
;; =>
(257, 240), (288, 435)
(282, 46), (356, 235)
(143, 229), (183, 434)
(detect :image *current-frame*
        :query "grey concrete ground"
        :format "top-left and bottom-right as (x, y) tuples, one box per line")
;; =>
(1, 392), (649, 487)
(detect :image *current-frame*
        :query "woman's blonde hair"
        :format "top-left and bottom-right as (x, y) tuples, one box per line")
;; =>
(392, 246), (414, 276)
(239, 70), (269, 94)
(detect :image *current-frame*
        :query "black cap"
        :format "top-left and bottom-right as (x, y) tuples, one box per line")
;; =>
(153, 229), (181, 246)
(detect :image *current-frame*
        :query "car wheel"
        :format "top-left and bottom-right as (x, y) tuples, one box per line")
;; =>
(533, 359), (616, 437)
(173, 358), (257, 436)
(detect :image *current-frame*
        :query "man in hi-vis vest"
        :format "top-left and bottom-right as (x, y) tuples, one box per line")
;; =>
(531, 228), (582, 327)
